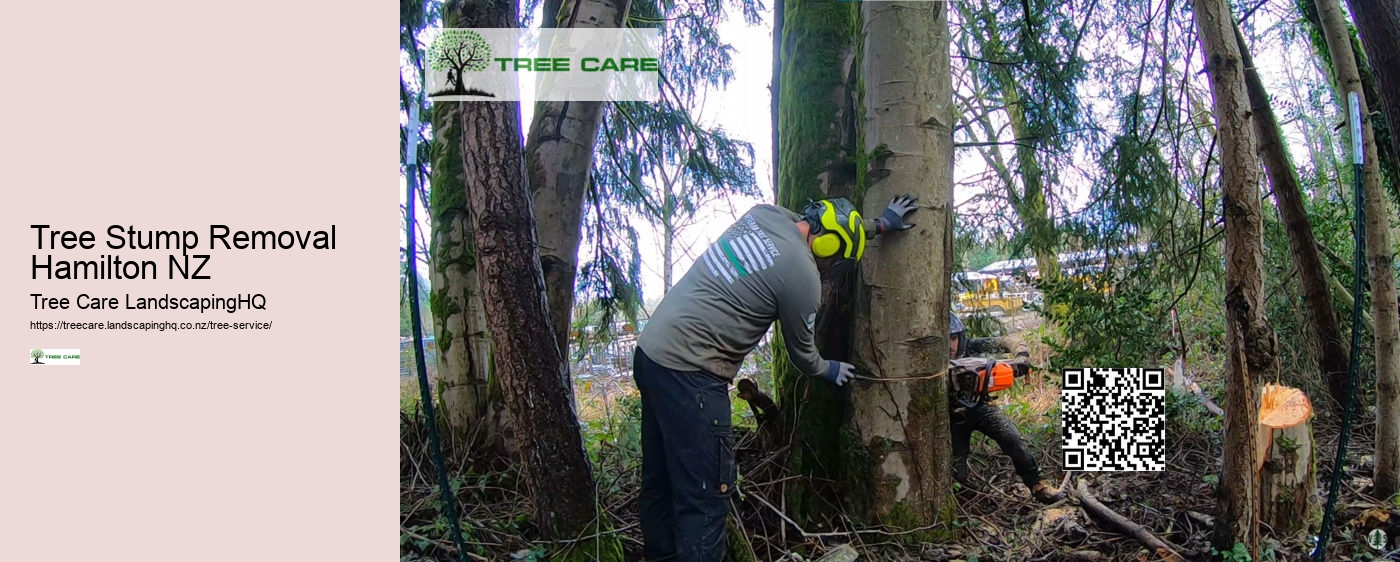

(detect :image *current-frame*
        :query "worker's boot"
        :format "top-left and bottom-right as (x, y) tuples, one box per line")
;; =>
(1031, 481), (1066, 504)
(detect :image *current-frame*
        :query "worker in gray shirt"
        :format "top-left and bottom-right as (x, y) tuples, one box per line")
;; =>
(633, 194), (919, 561)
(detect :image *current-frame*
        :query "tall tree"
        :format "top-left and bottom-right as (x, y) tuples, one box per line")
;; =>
(1189, 0), (1278, 555)
(454, 0), (619, 554)
(846, 0), (955, 532)
(1343, 0), (1400, 192)
(526, 0), (632, 361)
(771, 0), (859, 526)
(408, 0), (509, 445)
(1233, 22), (1351, 408)
(1314, 0), (1400, 502)
(1298, 0), (1400, 202)
(596, 100), (758, 294)
(952, 0), (1088, 280)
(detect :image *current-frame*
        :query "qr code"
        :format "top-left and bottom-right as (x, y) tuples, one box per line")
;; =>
(1061, 368), (1166, 471)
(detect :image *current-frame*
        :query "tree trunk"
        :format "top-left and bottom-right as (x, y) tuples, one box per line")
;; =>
(847, 0), (955, 535)
(429, 0), (507, 453)
(1233, 23), (1351, 409)
(1349, 0), (1400, 504)
(999, 79), (1060, 280)
(1190, 0), (1275, 555)
(1299, 0), (1400, 201)
(431, 99), (499, 440)
(1345, 0), (1400, 167)
(771, 0), (783, 196)
(526, 0), (632, 363)
(1315, 0), (1400, 502)
(1258, 423), (1317, 536)
(958, 0), (1060, 281)
(772, 0), (859, 528)
(660, 207), (672, 292)
(456, 1), (616, 553)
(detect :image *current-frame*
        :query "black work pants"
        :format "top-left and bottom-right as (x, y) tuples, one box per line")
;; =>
(951, 401), (1042, 488)
(633, 348), (734, 562)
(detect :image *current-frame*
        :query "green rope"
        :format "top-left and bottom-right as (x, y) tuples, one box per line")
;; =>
(1313, 90), (1368, 562)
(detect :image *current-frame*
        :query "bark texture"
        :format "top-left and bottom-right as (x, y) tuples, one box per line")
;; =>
(772, 0), (859, 527)
(456, 0), (608, 546)
(429, 1), (505, 450)
(1190, 0), (1275, 555)
(1338, 0), (1400, 501)
(1344, 0), (1400, 165)
(1315, 0), (1400, 502)
(1233, 23), (1350, 408)
(527, 0), (632, 359)
(1258, 422), (1317, 536)
(847, 0), (955, 534)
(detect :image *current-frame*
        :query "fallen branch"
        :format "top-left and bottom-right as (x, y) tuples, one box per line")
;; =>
(1072, 480), (1184, 562)
(1180, 371), (1224, 417)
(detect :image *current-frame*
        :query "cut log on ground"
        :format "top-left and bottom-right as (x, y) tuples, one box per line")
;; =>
(1073, 480), (1185, 561)
(1256, 384), (1317, 535)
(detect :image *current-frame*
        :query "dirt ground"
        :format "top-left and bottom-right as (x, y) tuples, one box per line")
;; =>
(402, 311), (1399, 561)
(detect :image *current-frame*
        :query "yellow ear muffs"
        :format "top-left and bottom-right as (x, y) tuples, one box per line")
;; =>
(811, 232), (842, 258)
(803, 198), (866, 261)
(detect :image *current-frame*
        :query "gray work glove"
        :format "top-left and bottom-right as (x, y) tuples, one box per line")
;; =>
(876, 193), (920, 234)
(823, 361), (855, 386)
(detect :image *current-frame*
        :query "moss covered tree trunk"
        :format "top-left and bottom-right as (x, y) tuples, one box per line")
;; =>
(526, 0), (632, 361)
(428, 2), (505, 452)
(1233, 23), (1350, 409)
(1315, 0), (1400, 502)
(846, 0), (955, 534)
(771, 0), (860, 528)
(1190, 0), (1276, 554)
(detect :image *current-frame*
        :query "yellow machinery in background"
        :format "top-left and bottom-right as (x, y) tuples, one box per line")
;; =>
(955, 273), (1025, 314)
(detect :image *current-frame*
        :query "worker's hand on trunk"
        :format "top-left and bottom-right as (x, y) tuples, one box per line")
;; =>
(876, 193), (919, 234)
(823, 361), (855, 386)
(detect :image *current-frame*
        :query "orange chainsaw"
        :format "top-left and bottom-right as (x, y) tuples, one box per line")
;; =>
(950, 354), (1030, 408)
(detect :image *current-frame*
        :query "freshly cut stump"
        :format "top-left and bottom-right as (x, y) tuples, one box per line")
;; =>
(1256, 384), (1317, 536)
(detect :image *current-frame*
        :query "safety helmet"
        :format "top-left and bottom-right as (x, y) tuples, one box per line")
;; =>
(802, 198), (867, 261)
(950, 312), (966, 359)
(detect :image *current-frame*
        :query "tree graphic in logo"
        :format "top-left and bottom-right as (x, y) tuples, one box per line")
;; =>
(429, 30), (495, 98)
(31, 349), (43, 364)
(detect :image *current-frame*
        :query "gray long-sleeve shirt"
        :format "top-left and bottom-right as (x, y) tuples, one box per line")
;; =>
(638, 204), (828, 380)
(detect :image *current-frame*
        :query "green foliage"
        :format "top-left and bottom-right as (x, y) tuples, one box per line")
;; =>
(427, 29), (492, 72)
(1034, 268), (1170, 370)
(1212, 542), (1252, 562)
(1166, 387), (1221, 434)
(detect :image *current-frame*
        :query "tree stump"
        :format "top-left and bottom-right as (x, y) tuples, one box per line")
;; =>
(1256, 384), (1317, 536)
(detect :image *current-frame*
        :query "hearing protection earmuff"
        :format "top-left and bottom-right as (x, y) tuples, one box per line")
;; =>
(802, 198), (867, 261)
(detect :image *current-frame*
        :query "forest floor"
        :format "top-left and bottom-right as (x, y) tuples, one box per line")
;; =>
(401, 312), (1399, 561)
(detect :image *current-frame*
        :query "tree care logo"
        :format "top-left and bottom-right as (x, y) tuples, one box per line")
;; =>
(30, 348), (80, 365)
(425, 29), (660, 102)
(429, 29), (496, 98)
